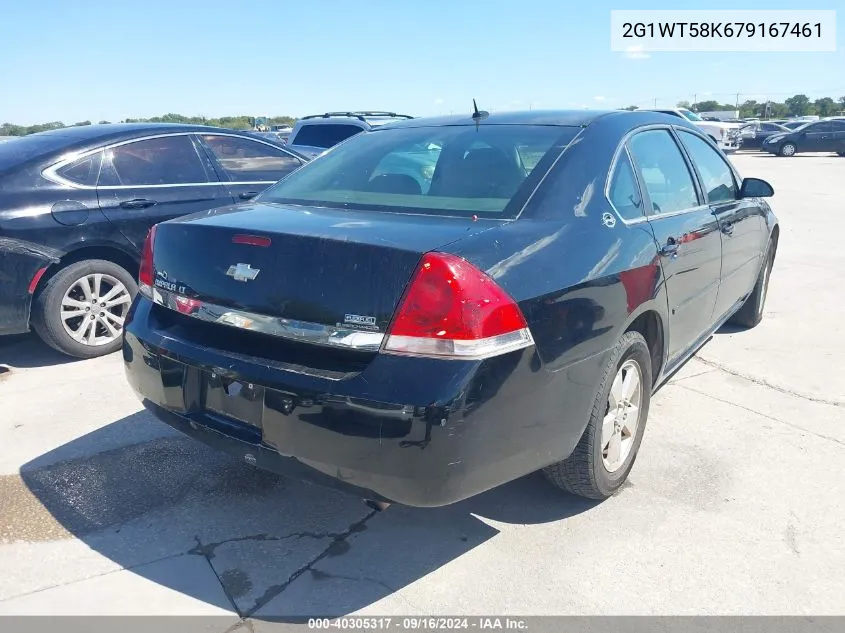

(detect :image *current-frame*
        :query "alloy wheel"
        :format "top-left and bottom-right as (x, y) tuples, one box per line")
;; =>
(601, 359), (643, 473)
(60, 273), (132, 346)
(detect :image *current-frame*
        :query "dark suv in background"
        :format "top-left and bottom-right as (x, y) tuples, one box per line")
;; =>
(287, 111), (414, 158)
(0, 123), (307, 358)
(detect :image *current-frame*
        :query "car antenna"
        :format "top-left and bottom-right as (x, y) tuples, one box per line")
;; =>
(471, 99), (489, 129)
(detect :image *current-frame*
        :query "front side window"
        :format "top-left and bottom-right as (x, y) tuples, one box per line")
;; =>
(258, 124), (576, 218)
(201, 135), (302, 182)
(56, 151), (102, 186)
(291, 124), (363, 149)
(628, 129), (699, 214)
(99, 135), (208, 186)
(608, 149), (644, 220)
(677, 130), (737, 203)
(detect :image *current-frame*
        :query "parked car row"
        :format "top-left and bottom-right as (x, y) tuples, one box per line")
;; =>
(739, 119), (845, 156)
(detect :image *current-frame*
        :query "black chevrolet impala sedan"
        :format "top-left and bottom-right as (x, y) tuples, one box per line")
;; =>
(123, 110), (778, 506)
(0, 123), (306, 358)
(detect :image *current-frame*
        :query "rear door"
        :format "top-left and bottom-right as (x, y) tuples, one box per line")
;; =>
(96, 133), (230, 250)
(627, 127), (723, 365)
(196, 133), (305, 202)
(675, 128), (765, 321)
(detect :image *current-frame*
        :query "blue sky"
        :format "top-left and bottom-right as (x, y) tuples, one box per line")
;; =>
(1, 0), (842, 125)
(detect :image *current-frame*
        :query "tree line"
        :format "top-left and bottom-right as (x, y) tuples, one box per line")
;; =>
(0, 113), (297, 137)
(622, 94), (845, 118)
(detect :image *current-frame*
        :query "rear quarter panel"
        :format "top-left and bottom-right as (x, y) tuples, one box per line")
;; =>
(449, 114), (668, 453)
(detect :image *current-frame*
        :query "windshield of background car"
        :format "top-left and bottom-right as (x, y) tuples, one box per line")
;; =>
(680, 109), (704, 122)
(257, 124), (577, 218)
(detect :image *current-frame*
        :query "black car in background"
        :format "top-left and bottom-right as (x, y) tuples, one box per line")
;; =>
(739, 121), (791, 149)
(0, 123), (307, 358)
(124, 110), (778, 506)
(762, 119), (845, 156)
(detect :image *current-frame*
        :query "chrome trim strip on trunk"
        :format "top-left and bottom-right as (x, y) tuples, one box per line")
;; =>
(142, 285), (384, 352)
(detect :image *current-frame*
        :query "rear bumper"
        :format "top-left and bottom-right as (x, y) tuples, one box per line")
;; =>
(123, 297), (603, 506)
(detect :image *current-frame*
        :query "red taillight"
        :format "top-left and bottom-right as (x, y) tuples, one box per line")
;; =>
(174, 295), (202, 315)
(28, 267), (48, 294)
(383, 252), (533, 359)
(138, 225), (157, 297)
(233, 234), (271, 247)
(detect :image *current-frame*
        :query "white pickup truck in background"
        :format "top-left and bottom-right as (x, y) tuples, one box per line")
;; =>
(646, 108), (743, 153)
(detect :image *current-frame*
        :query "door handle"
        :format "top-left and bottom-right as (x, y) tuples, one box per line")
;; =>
(659, 237), (679, 258)
(239, 191), (259, 200)
(721, 222), (734, 236)
(119, 198), (157, 209)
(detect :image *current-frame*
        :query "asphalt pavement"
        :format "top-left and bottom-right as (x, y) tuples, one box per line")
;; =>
(1, 153), (843, 624)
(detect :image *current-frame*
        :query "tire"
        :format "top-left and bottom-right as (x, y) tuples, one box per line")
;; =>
(779, 142), (797, 157)
(728, 241), (774, 329)
(837, 151), (845, 157)
(543, 331), (652, 499)
(31, 259), (138, 359)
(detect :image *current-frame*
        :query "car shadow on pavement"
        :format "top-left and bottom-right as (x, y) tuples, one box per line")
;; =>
(17, 411), (598, 618)
(0, 333), (80, 369)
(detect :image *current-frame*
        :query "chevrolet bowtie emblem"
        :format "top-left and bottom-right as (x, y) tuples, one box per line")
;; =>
(226, 263), (260, 282)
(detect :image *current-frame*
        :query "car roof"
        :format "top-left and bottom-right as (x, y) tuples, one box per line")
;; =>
(28, 122), (247, 143)
(374, 109), (696, 132)
(0, 123), (292, 174)
(377, 110), (622, 130)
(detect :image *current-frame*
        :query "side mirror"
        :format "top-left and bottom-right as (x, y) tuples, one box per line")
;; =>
(740, 177), (774, 198)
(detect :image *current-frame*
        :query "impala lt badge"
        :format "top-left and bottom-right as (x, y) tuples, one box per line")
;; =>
(226, 263), (260, 282)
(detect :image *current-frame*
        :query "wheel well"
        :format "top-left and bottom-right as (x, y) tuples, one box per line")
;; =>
(34, 246), (139, 297)
(625, 310), (664, 386)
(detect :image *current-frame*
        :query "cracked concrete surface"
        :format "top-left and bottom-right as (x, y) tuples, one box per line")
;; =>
(0, 154), (844, 623)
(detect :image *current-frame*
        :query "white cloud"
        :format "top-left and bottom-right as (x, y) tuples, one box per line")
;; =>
(624, 45), (650, 60)
(434, 98), (444, 105)
(593, 96), (606, 102)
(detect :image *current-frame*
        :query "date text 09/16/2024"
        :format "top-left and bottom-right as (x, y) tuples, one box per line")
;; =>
(307, 617), (529, 630)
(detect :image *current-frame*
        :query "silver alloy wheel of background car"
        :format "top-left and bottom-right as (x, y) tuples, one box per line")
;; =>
(780, 143), (796, 156)
(60, 273), (132, 346)
(602, 359), (643, 473)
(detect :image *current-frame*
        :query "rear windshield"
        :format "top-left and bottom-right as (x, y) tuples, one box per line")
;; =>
(258, 124), (577, 218)
(291, 124), (363, 149)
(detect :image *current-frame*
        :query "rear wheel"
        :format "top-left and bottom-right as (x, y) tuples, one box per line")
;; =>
(728, 241), (774, 329)
(837, 151), (845, 157)
(543, 331), (652, 499)
(31, 259), (137, 359)
(779, 142), (797, 157)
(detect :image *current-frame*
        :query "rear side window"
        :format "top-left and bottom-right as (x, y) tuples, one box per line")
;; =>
(628, 129), (699, 214)
(56, 151), (103, 186)
(677, 130), (737, 203)
(99, 135), (208, 186)
(291, 124), (363, 149)
(259, 124), (576, 219)
(201, 135), (302, 183)
(607, 150), (644, 220)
